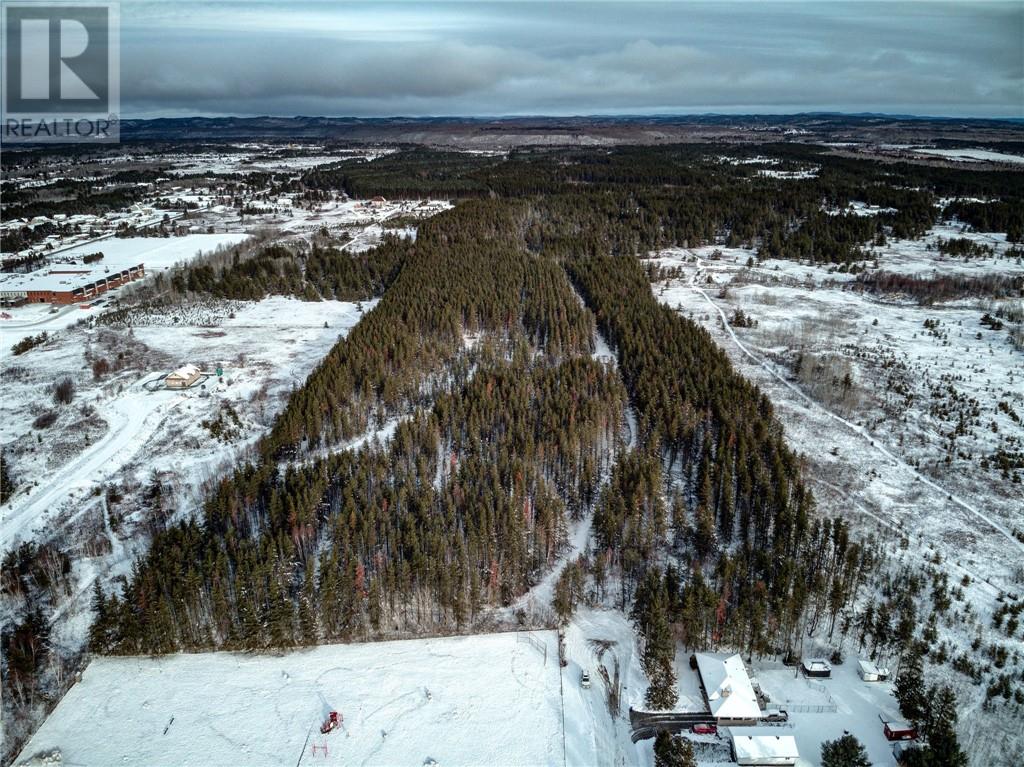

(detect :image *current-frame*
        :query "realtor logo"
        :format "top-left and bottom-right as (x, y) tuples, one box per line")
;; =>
(2, 2), (119, 142)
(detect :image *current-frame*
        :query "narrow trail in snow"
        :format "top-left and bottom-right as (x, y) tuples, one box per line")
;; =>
(505, 284), (637, 617)
(2, 382), (187, 545)
(685, 257), (1024, 557)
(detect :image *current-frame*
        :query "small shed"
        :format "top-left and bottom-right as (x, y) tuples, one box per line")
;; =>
(731, 732), (800, 766)
(166, 363), (202, 389)
(884, 720), (918, 741)
(858, 660), (888, 682)
(801, 658), (831, 678)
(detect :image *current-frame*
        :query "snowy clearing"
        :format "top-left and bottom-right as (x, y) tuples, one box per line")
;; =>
(16, 632), (571, 767)
(648, 242), (1024, 586)
(50, 233), (251, 272)
(2, 297), (373, 548)
(910, 148), (1024, 165)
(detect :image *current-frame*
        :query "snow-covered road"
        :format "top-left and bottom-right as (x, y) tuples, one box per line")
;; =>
(1, 379), (185, 545)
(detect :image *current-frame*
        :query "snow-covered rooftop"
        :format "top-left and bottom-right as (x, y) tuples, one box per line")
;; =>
(0, 266), (139, 294)
(168, 363), (201, 379)
(695, 652), (761, 720)
(731, 730), (800, 761)
(801, 658), (831, 673)
(858, 659), (885, 676)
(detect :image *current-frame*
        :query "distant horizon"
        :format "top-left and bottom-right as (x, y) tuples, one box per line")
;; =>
(120, 110), (1024, 124)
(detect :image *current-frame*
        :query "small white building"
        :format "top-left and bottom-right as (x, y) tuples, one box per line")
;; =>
(857, 659), (888, 682)
(694, 653), (761, 725)
(731, 731), (800, 766)
(165, 363), (202, 389)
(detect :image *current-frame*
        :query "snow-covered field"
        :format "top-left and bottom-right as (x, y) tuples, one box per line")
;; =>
(164, 147), (395, 176)
(910, 147), (1024, 165)
(15, 631), (568, 767)
(12, 605), (659, 767)
(274, 198), (452, 245)
(52, 233), (250, 271)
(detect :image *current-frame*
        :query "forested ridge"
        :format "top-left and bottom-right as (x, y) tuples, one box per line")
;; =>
(92, 354), (625, 651)
(265, 200), (595, 455)
(86, 144), (1017, 737)
(92, 197), (616, 652)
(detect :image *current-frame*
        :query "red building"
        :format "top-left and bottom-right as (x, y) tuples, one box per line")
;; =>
(884, 720), (918, 741)
(1, 264), (145, 306)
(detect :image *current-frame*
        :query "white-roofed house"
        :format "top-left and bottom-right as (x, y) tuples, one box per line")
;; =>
(165, 363), (202, 389)
(694, 652), (761, 726)
(730, 730), (800, 766)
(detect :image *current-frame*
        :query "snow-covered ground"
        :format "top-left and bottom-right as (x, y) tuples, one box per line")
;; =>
(51, 233), (250, 272)
(1, 304), (93, 361)
(164, 147), (395, 176)
(2, 295), (374, 658)
(648, 240), (1024, 586)
(1, 295), (381, 761)
(646, 232), (1024, 766)
(758, 168), (819, 179)
(909, 148), (1024, 165)
(16, 631), (573, 767)
(273, 198), (453, 245)
(2, 297), (373, 549)
(563, 607), (651, 766)
(0, 235), (252, 358)
(752, 660), (901, 766)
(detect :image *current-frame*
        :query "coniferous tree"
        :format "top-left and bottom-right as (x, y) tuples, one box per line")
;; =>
(920, 685), (968, 767)
(638, 571), (678, 710)
(895, 648), (928, 726)
(88, 581), (109, 652)
(821, 734), (871, 767)
(654, 731), (696, 767)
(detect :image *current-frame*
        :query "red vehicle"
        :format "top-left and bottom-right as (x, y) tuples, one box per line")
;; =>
(691, 723), (717, 735)
(321, 711), (342, 734)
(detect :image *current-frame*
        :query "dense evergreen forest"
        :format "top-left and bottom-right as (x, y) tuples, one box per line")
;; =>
(170, 239), (409, 302)
(86, 144), (1018, 753)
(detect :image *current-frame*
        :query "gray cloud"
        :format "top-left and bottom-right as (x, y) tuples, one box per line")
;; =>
(114, 1), (1022, 118)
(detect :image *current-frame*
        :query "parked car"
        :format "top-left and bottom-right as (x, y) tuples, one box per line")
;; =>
(580, 671), (591, 689)
(764, 710), (789, 723)
(691, 723), (717, 735)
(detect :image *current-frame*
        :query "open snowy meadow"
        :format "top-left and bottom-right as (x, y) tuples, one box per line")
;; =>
(51, 234), (251, 273)
(16, 631), (569, 767)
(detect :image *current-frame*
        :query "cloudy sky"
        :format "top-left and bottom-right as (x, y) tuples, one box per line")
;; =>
(115, 1), (1022, 118)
